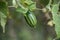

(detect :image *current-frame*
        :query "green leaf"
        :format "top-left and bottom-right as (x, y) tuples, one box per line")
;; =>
(24, 0), (33, 5)
(51, 3), (60, 38)
(12, 0), (18, 8)
(0, 12), (7, 33)
(0, 1), (7, 33)
(52, 4), (59, 14)
(46, 0), (52, 11)
(28, 3), (36, 11)
(16, 7), (28, 13)
(20, 0), (33, 5)
(17, 0), (36, 11)
(0, 1), (7, 16)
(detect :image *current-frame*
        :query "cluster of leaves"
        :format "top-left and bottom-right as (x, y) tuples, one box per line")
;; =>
(0, 0), (36, 33)
(0, 1), (8, 33)
(51, 0), (60, 39)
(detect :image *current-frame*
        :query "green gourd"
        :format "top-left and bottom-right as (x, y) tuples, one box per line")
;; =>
(24, 11), (37, 27)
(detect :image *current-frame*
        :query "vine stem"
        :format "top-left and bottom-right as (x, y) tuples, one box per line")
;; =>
(8, 6), (43, 11)
(36, 8), (43, 10)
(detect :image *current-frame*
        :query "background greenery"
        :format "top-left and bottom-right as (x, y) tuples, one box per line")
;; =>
(0, 0), (60, 40)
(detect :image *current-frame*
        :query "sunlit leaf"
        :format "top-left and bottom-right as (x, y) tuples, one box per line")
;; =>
(24, 0), (33, 5)
(0, 12), (7, 33)
(28, 3), (36, 11)
(16, 7), (28, 13)
(51, 3), (60, 38)
(0, 1), (7, 33)
(12, 0), (18, 8)
(20, 0), (33, 5)
(17, 0), (36, 11)
(46, 0), (52, 11)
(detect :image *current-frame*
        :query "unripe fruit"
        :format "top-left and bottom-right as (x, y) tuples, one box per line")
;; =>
(24, 11), (37, 27)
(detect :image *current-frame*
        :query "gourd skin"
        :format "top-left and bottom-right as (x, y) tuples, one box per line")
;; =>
(24, 11), (37, 27)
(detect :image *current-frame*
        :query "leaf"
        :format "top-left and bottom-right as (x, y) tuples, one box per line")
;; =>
(24, 0), (33, 5)
(28, 3), (36, 11)
(51, 3), (60, 38)
(23, 0), (36, 11)
(46, 0), (52, 11)
(20, 0), (33, 5)
(0, 12), (7, 33)
(0, 1), (7, 33)
(12, 0), (18, 8)
(17, 0), (36, 11)
(0, 1), (7, 16)
(16, 7), (28, 13)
